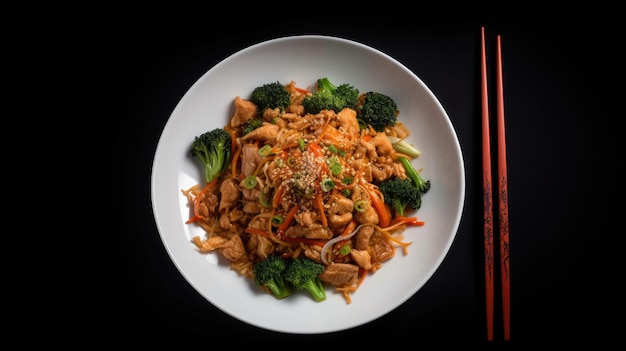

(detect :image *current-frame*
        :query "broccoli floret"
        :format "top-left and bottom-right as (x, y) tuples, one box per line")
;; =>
(253, 255), (292, 299)
(249, 81), (291, 113)
(379, 156), (431, 216)
(398, 156), (431, 194)
(190, 128), (232, 184)
(243, 118), (263, 135)
(302, 77), (359, 114)
(378, 176), (422, 216)
(355, 91), (399, 132)
(284, 257), (326, 302)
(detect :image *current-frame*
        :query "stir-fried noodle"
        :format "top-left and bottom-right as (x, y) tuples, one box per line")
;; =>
(182, 80), (427, 304)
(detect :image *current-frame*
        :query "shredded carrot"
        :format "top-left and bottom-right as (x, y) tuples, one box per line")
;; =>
(356, 267), (368, 288)
(267, 208), (276, 233)
(314, 115), (334, 143)
(307, 142), (324, 157)
(254, 154), (275, 176)
(244, 228), (274, 240)
(294, 86), (310, 94)
(380, 230), (412, 254)
(378, 220), (407, 233)
(231, 140), (242, 177)
(392, 152), (415, 161)
(307, 142), (328, 173)
(279, 235), (326, 247)
(277, 203), (299, 236)
(392, 216), (425, 226)
(316, 193), (328, 227)
(365, 186), (390, 228)
(186, 178), (218, 224)
(271, 143), (298, 154)
(328, 188), (338, 206)
(342, 291), (352, 304)
(362, 134), (373, 142)
(272, 185), (285, 208)
(340, 219), (357, 236)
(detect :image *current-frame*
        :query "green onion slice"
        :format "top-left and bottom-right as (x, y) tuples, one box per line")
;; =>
(243, 175), (257, 189)
(328, 155), (342, 176)
(258, 145), (273, 157)
(354, 199), (369, 213)
(271, 215), (284, 226)
(259, 190), (271, 208)
(339, 244), (351, 256)
(320, 178), (335, 192)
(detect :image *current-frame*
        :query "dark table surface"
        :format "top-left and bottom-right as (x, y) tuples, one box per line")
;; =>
(104, 15), (617, 348)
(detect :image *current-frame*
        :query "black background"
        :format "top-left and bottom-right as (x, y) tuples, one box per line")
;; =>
(97, 12), (618, 349)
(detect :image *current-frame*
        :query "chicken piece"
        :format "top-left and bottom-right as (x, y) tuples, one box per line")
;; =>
(241, 199), (262, 214)
(241, 188), (262, 214)
(246, 234), (275, 259)
(227, 208), (245, 225)
(354, 203), (379, 225)
(351, 186), (379, 225)
(294, 210), (315, 227)
(392, 162), (407, 179)
(327, 194), (354, 228)
(194, 190), (219, 220)
(349, 249), (372, 270)
(218, 208), (244, 231)
(284, 223), (333, 240)
(368, 131), (395, 157)
(218, 234), (246, 262)
(329, 212), (353, 228)
(241, 186), (259, 200)
(279, 112), (303, 123)
(319, 263), (359, 287)
(219, 212), (232, 230)
(303, 246), (323, 263)
(240, 124), (280, 144)
(192, 235), (229, 252)
(354, 224), (375, 250)
(240, 143), (262, 177)
(219, 177), (241, 212)
(247, 214), (269, 231)
(360, 137), (377, 159)
(230, 96), (258, 127)
(335, 108), (360, 139)
(287, 103), (306, 116)
(286, 116), (311, 131)
(371, 163), (395, 183)
(369, 232), (395, 263)
(262, 107), (281, 121)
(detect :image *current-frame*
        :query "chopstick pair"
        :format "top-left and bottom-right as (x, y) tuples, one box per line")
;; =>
(480, 26), (511, 341)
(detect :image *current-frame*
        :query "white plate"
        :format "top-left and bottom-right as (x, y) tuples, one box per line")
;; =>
(151, 35), (465, 334)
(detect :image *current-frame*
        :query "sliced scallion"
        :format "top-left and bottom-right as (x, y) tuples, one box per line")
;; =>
(354, 199), (369, 213)
(320, 178), (335, 192)
(339, 245), (351, 256)
(258, 145), (274, 157)
(243, 175), (257, 189)
(271, 215), (284, 226)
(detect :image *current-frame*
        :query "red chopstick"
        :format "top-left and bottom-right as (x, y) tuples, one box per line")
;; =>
(480, 26), (495, 342)
(496, 34), (511, 341)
